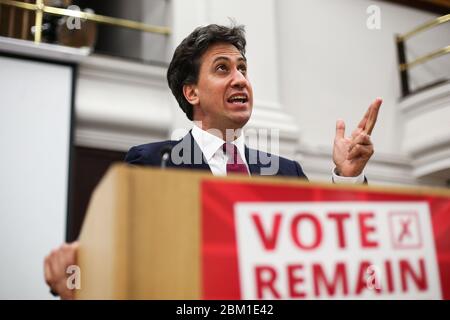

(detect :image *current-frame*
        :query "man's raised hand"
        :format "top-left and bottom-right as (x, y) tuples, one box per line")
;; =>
(332, 98), (382, 177)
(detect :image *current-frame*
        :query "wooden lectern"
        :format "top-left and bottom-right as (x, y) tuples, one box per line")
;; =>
(76, 164), (213, 299)
(76, 164), (450, 300)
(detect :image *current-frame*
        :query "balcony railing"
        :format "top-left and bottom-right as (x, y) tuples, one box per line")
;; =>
(396, 14), (450, 97)
(0, 0), (170, 44)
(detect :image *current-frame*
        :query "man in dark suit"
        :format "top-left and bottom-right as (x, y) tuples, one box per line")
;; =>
(125, 24), (380, 180)
(44, 24), (381, 299)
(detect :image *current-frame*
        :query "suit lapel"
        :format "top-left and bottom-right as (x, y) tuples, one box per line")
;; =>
(168, 131), (211, 172)
(245, 146), (262, 176)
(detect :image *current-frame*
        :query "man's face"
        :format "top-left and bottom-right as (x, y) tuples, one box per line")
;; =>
(185, 42), (253, 133)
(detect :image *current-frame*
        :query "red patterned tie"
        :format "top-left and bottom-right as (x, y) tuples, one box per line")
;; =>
(223, 143), (249, 175)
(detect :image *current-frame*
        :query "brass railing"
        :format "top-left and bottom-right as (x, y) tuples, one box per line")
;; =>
(0, 0), (171, 44)
(396, 14), (450, 97)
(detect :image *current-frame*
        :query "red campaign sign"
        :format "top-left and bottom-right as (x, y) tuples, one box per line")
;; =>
(201, 180), (450, 300)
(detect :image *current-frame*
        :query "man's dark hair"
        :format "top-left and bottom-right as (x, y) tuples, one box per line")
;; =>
(167, 24), (247, 120)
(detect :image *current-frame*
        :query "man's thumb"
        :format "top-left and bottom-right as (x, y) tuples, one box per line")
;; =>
(335, 119), (345, 139)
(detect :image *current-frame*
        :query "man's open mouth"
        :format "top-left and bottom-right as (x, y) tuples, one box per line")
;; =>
(227, 94), (249, 104)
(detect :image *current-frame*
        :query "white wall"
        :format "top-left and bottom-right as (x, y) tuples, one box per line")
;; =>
(207, 0), (281, 106)
(277, 0), (441, 153)
(141, 0), (172, 63)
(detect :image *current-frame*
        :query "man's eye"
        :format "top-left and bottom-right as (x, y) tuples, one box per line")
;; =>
(239, 65), (247, 74)
(216, 65), (228, 72)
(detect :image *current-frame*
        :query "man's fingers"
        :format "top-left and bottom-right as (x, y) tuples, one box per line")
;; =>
(357, 106), (371, 130)
(335, 119), (346, 140)
(348, 132), (371, 152)
(46, 250), (62, 289)
(60, 243), (76, 266)
(364, 98), (382, 135)
(45, 244), (75, 285)
(56, 246), (69, 276)
(351, 127), (363, 139)
(347, 144), (374, 160)
(44, 255), (53, 286)
(44, 242), (80, 299)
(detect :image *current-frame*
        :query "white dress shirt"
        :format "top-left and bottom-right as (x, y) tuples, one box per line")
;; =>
(191, 124), (249, 176)
(191, 124), (364, 183)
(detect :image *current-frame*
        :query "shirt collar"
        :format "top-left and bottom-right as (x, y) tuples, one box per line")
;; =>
(191, 124), (247, 162)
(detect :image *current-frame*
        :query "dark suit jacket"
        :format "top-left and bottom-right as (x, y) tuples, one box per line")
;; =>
(125, 131), (308, 178)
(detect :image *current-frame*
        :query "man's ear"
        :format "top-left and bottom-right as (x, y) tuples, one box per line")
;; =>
(183, 84), (199, 106)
